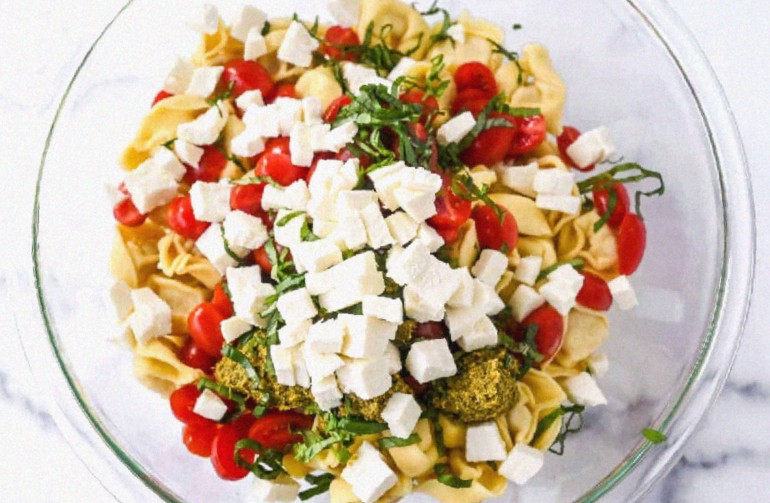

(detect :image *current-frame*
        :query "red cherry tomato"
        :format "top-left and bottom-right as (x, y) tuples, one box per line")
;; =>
(211, 415), (256, 480)
(454, 62), (498, 97)
(461, 118), (516, 166)
(414, 322), (449, 340)
(170, 383), (215, 428)
(211, 284), (234, 318)
(404, 375), (429, 395)
(252, 246), (273, 274)
(248, 411), (314, 451)
(255, 153), (306, 187)
(335, 148), (370, 168)
(166, 196), (211, 240)
(183, 423), (219, 457)
(230, 183), (267, 219)
(152, 90), (173, 107)
(321, 26), (361, 61)
(262, 137), (292, 157)
(593, 183), (630, 229)
(179, 339), (218, 372)
(435, 225), (459, 244)
(521, 306), (564, 362)
(184, 145), (228, 184)
(508, 115), (547, 157)
(400, 89), (439, 124)
(452, 88), (491, 114)
(428, 177), (472, 243)
(471, 204), (518, 252)
(617, 213), (647, 275)
(271, 83), (298, 101)
(576, 273), (613, 311)
(221, 59), (276, 99)
(324, 95), (353, 123)
(557, 126), (594, 172)
(113, 197), (147, 227)
(188, 303), (227, 357)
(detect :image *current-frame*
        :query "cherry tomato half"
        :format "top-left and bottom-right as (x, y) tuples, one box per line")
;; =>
(188, 302), (227, 357)
(324, 95), (353, 123)
(471, 204), (518, 252)
(252, 246), (273, 274)
(221, 59), (276, 99)
(183, 423), (219, 457)
(271, 83), (298, 101)
(248, 411), (314, 451)
(262, 137), (292, 157)
(617, 213), (647, 275)
(166, 196), (210, 240)
(557, 126), (594, 172)
(178, 339), (218, 372)
(211, 415), (255, 480)
(452, 88), (491, 115)
(454, 62), (498, 97)
(230, 183), (267, 219)
(593, 183), (630, 229)
(507, 114), (547, 157)
(521, 305), (564, 362)
(413, 322), (449, 341)
(113, 197), (147, 227)
(321, 26), (361, 61)
(576, 273), (613, 311)
(184, 145), (228, 184)
(211, 284), (234, 319)
(428, 177), (472, 243)
(400, 89), (439, 124)
(152, 90), (173, 107)
(170, 383), (215, 428)
(255, 153), (306, 187)
(461, 117), (516, 166)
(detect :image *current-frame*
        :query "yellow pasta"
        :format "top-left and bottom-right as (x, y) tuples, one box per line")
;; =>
(490, 193), (553, 237)
(388, 419), (439, 477)
(146, 275), (207, 335)
(509, 44), (567, 135)
(296, 66), (343, 109)
(555, 306), (610, 369)
(428, 12), (504, 72)
(157, 233), (222, 289)
(357, 0), (430, 59)
(192, 21), (244, 66)
(133, 336), (203, 396)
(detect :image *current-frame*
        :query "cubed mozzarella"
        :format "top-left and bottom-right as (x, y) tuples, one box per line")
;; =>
(337, 190), (378, 213)
(342, 63), (392, 95)
(223, 210), (268, 250)
(445, 305), (482, 341)
(233, 283), (275, 326)
(405, 339), (457, 384)
(338, 212), (369, 251)
(177, 104), (228, 146)
(457, 316), (498, 352)
(188, 4), (219, 34)
(539, 280), (579, 316)
(230, 6), (267, 42)
(273, 210), (306, 248)
(393, 188), (436, 222)
(278, 319), (311, 348)
(498, 162), (538, 198)
(608, 275), (638, 310)
(305, 319), (345, 354)
(109, 280), (133, 320)
(563, 372), (608, 407)
(565, 126), (616, 168)
(587, 353), (609, 378)
(447, 23), (466, 43)
(312, 219), (337, 239)
(340, 442), (398, 503)
(128, 288), (172, 344)
(385, 343), (402, 375)
(386, 240), (431, 286)
(310, 124), (332, 151)
(311, 375), (343, 411)
(498, 443), (545, 485)
(510, 284), (546, 322)
(162, 57), (194, 95)
(122, 161), (178, 214)
(235, 90), (264, 113)
(437, 112), (476, 146)
(196, 224), (244, 274)
(535, 195), (581, 215)
(193, 389), (228, 421)
(362, 295), (404, 324)
(302, 96), (323, 125)
(290, 122), (314, 167)
(251, 476), (300, 503)
(547, 264), (585, 291)
(243, 104), (281, 137)
(291, 239), (343, 273)
(328, 0), (361, 27)
(277, 288), (318, 325)
(515, 256), (543, 286)
(230, 127), (265, 158)
(319, 273), (386, 313)
(244, 28), (268, 60)
(415, 223), (445, 252)
(533, 169), (576, 196)
(220, 317), (253, 344)
(340, 314), (396, 358)
(263, 183), (310, 211)
(381, 393), (422, 439)
(360, 203), (395, 249)
(186, 66), (224, 98)
(271, 345), (298, 386)
(303, 345), (345, 381)
(174, 140), (204, 168)
(465, 421), (507, 462)
(403, 286), (445, 323)
(274, 98), (303, 136)
(277, 21), (319, 68)
(294, 357), (311, 388)
(190, 181), (231, 223)
(336, 358), (392, 400)
(151, 145), (187, 181)
(447, 268), (475, 308)
(471, 249), (509, 286)
(226, 266), (262, 293)
(323, 121), (359, 152)
(474, 280), (506, 316)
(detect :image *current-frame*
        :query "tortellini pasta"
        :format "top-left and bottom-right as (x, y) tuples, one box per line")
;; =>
(428, 12), (504, 72)
(509, 44), (567, 135)
(357, 0), (430, 59)
(132, 336), (203, 396)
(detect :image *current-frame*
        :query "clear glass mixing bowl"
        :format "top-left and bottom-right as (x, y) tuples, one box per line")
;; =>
(23, 0), (755, 501)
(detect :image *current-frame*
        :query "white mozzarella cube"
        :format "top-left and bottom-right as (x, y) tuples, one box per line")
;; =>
(608, 275), (638, 310)
(274, 98), (304, 136)
(122, 162), (178, 214)
(385, 343), (402, 374)
(465, 421), (507, 462)
(128, 288), (172, 345)
(109, 280), (133, 320)
(261, 185), (292, 211)
(328, 0), (361, 27)
(394, 188), (436, 222)
(273, 210), (306, 248)
(312, 219), (337, 239)
(415, 223), (445, 252)
(339, 212), (369, 251)
(381, 393), (422, 439)
(190, 182), (231, 223)
(563, 372), (608, 407)
(278, 319), (311, 348)
(445, 305), (482, 341)
(336, 359), (392, 400)
(243, 105), (281, 137)
(244, 28), (268, 60)
(384, 211), (419, 246)
(535, 195), (582, 215)
(511, 285), (546, 322)
(230, 6), (267, 42)
(302, 96), (323, 125)
(162, 57), (194, 95)
(448, 268), (475, 308)
(475, 280), (506, 316)
(193, 389), (228, 421)
(499, 162), (538, 198)
(251, 476), (300, 503)
(277, 21), (319, 68)
(498, 444), (545, 485)
(323, 121), (359, 152)
(342, 63), (392, 96)
(223, 210), (268, 250)
(340, 314), (396, 358)
(337, 190), (378, 213)
(220, 317), (253, 344)
(341, 442), (398, 503)
(235, 89), (264, 112)
(291, 239), (343, 273)
(177, 104), (228, 146)
(362, 295), (404, 324)
(547, 265), (585, 291)
(458, 316), (499, 352)
(311, 375), (343, 411)
(472, 249), (509, 286)
(310, 123), (332, 151)
(189, 4), (219, 34)
(533, 169), (576, 197)
(290, 122), (314, 167)
(387, 56), (417, 81)
(233, 283), (275, 326)
(565, 126), (616, 168)
(405, 339), (457, 384)
(437, 111), (476, 146)
(230, 127), (265, 158)
(515, 256), (543, 286)
(152, 146), (187, 181)
(306, 319), (345, 354)
(186, 66), (224, 98)
(277, 288), (318, 325)
(271, 345), (297, 386)
(303, 346), (345, 381)
(264, 182), (310, 212)
(174, 140), (204, 168)
(196, 224), (243, 274)
(360, 203), (395, 249)
(294, 356), (311, 388)
(226, 266), (262, 293)
(539, 281), (579, 316)
(403, 286), (445, 323)
(319, 273), (386, 313)
(386, 240), (431, 286)
(587, 353), (610, 378)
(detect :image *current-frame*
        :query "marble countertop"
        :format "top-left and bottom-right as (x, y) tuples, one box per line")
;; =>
(1, 1), (768, 501)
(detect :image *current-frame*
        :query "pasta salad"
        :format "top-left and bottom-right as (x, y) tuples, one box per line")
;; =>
(107, 1), (664, 502)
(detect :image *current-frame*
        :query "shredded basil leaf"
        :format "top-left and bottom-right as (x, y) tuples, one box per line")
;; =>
(234, 439), (287, 480)
(577, 162), (665, 220)
(435, 464), (473, 488)
(378, 433), (421, 449)
(338, 418), (388, 435)
(299, 473), (335, 500)
(536, 259), (585, 283)
(546, 404), (586, 455)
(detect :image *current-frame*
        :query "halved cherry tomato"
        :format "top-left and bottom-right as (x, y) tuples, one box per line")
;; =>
(336, 148), (370, 168)
(557, 126), (594, 172)
(461, 117), (515, 166)
(255, 153), (306, 187)
(178, 339), (218, 372)
(324, 95), (353, 123)
(262, 137), (292, 157)
(230, 183), (267, 219)
(520, 305), (564, 363)
(452, 88), (491, 115)
(454, 62), (498, 97)
(211, 284), (234, 318)
(113, 197), (147, 227)
(471, 204), (518, 252)
(414, 322), (449, 341)
(221, 59), (276, 99)
(211, 415), (256, 480)
(170, 383), (215, 428)
(271, 83), (298, 101)
(188, 303), (227, 357)
(321, 26), (361, 61)
(399, 89), (439, 124)
(252, 246), (273, 274)
(576, 273), (613, 311)
(184, 145), (228, 184)
(593, 183), (630, 229)
(183, 423), (219, 457)
(166, 196), (210, 240)
(428, 176), (472, 243)
(507, 114), (547, 157)
(434, 225), (459, 244)
(152, 90), (173, 107)
(248, 411), (314, 451)
(617, 213), (647, 275)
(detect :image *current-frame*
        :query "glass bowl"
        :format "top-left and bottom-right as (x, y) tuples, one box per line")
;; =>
(23, 0), (754, 501)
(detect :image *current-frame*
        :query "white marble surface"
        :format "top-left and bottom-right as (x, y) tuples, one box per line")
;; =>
(0, 1), (768, 501)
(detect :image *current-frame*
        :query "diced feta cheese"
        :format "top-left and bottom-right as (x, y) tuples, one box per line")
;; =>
(477, 280), (506, 316)
(188, 4), (219, 35)
(233, 283), (275, 326)
(162, 57), (194, 95)
(305, 319), (345, 354)
(539, 280), (579, 316)
(472, 249), (509, 286)
(465, 421), (507, 462)
(547, 265), (585, 292)
(311, 375), (343, 411)
(243, 104), (281, 137)
(274, 98), (303, 136)
(244, 28), (268, 60)
(342, 63), (392, 95)
(220, 317), (253, 344)
(387, 57), (417, 82)
(122, 161), (178, 214)
(262, 182), (310, 211)
(445, 305), (483, 341)
(341, 442), (398, 503)
(362, 295), (404, 324)
(338, 212), (369, 251)
(447, 23), (466, 43)
(385, 343), (402, 374)
(303, 346), (345, 381)
(177, 104), (228, 146)
(273, 210), (306, 248)
(291, 239), (343, 273)
(393, 188), (437, 222)
(437, 112), (476, 146)
(226, 265), (262, 292)
(271, 345), (297, 386)
(174, 140), (204, 168)
(405, 339), (457, 384)
(193, 389), (228, 421)
(608, 275), (638, 310)
(186, 66), (224, 98)
(337, 190), (378, 213)
(278, 319), (311, 348)
(230, 127), (265, 158)
(535, 194), (581, 215)
(151, 147), (187, 181)
(386, 240), (431, 286)
(319, 273), (386, 312)
(323, 121), (359, 152)
(277, 21), (319, 68)
(457, 316), (498, 352)
(415, 223), (445, 252)
(515, 256), (543, 286)
(290, 122), (314, 167)
(109, 280), (133, 320)
(340, 314), (397, 358)
(235, 90), (264, 112)
(448, 268), (475, 308)
(312, 219), (337, 239)
(277, 287), (318, 325)
(510, 284), (546, 322)
(230, 6), (267, 42)
(587, 353), (609, 378)
(360, 203), (395, 249)
(328, 0), (361, 28)
(565, 126), (616, 169)
(336, 358), (392, 400)
(302, 96), (323, 125)
(498, 162), (538, 198)
(563, 372), (608, 407)
(128, 288), (172, 344)
(381, 393), (422, 439)
(294, 355), (311, 388)
(190, 182), (231, 223)
(251, 476), (300, 503)
(533, 169), (575, 197)
(223, 210), (268, 250)
(196, 223), (245, 274)
(403, 285), (445, 323)
(498, 443), (545, 485)
(309, 123), (331, 151)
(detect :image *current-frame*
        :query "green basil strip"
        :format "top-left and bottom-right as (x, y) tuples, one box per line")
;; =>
(536, 258), (585, 283)
(593, 186), (618, 233)
(276, 210), (305, 227)
(233, 439), (286, 480)
(378, 433), (421, 450)
(435, 464), (473, 488)
(299, 473), (335, 501)
(338, 418), (388, 435)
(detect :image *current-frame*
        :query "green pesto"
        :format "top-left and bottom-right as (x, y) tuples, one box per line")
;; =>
(339, 375), (413, 422)
(395, 320), (417, 345)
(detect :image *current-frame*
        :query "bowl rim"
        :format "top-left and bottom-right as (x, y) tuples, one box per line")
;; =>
(25, 0), (756, 501)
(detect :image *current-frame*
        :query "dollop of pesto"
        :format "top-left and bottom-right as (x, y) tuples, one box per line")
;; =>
(339, 374), (413, 422)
